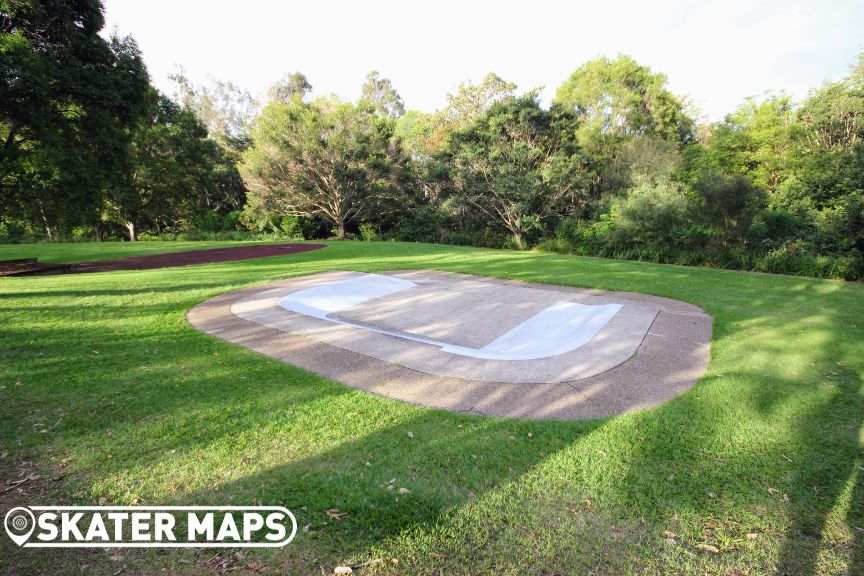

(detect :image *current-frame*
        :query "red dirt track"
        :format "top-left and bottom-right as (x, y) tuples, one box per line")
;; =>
(72, 243), (327, 272)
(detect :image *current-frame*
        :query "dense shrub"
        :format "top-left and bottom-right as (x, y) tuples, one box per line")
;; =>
(359, 223), (378, 241)
(535, 239), (862, 280)
(813, 191), (864, 254)
(279, 216), (306, 240)
(747, 208), (809, 250)
(389, 206), (448, 243)
(694, 173), (764, 248)
(605, 177), (705, 251)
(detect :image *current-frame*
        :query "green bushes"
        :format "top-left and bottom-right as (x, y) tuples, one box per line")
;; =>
(0, 220), (31, 243)
(536, 237), (862, 280)
(359, 223), (378, 241)
(532, 174), (863, 280)
(746, 208), (808, 250)
(605, 177), (705, 250)
(279, 216), (306, 240)
(694, 173), (764, 248)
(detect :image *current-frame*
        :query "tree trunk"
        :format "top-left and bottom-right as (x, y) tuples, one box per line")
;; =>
(96, 222), (104, 242)
(126, 222), (137, 242)
(36, 199), (53, 240)
(507, 218), (524, 250)
(513, 231), (523, 250)
(337, 219), (346, 240)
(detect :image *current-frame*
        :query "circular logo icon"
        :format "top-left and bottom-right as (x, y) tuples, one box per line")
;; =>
(4, 507), (35, 546)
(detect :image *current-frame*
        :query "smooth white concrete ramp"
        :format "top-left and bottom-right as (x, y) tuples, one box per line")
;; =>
(280, 274), (417, 319)
(276, 273), (623, 361)
(440, 301), (622, 360)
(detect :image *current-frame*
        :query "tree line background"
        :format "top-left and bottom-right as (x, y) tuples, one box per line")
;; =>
(2, 1), (862, 279)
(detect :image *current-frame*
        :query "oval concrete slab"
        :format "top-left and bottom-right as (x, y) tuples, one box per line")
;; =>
(187, 270), (712, 420)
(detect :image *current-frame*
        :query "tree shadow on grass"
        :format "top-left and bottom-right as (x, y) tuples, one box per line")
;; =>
(0, 320), (355, 459)
(4, 398), (603, 574)
(608, 307), (864, 574)
(171, 411), (601, 572)
(774, 366), (864, 575)
(4, 245), (863, 574)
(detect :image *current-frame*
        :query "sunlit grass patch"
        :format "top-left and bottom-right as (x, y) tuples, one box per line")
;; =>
(1, 240), (862, 575)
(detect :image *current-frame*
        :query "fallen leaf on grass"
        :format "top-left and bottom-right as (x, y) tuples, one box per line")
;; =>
(398, 487), (410, 494)
(333, 567), (353, 575)
(696, 544), (720, 553)
(663, 530), (677, 539)
(746, 533), (758, 540)
(350, 559), (382, 569)
(326, 509), (347, 522)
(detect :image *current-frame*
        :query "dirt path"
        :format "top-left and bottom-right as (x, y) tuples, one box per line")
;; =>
(73, 243), (327, 272)
(1, 243), (327, 276)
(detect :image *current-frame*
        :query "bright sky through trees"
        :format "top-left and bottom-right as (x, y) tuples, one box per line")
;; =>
(102, 0), (863, 121)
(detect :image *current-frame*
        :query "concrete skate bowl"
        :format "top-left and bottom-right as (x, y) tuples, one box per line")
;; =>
(187, 270), (712, 420)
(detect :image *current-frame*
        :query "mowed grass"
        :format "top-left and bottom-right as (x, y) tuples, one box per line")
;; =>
(0, 240), (862, 575)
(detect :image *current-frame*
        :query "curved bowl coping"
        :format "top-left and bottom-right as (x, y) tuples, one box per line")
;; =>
(187, 270), (712, 420)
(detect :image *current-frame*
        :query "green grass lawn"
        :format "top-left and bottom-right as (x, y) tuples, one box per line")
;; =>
(1, 240), (862, 575)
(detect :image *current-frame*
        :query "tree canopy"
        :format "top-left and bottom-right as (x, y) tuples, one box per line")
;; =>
(0, 23), (861, 279)
(443, 93), (588, 248)
(0, 0), (150, 237)
(554, 55), (694, 156)
(268, 72), (313, 105)
(240, 95), (406, 239)
(106, 89), (223, 241)
(360, 71), (405, 118)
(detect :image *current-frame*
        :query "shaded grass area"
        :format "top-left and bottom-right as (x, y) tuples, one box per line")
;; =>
(0, 240), (862, 575)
